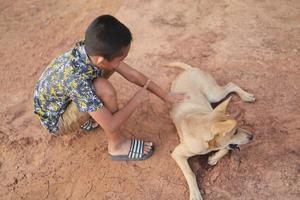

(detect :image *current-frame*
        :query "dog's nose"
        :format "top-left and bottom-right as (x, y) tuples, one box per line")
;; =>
(248, 134), (254, 141)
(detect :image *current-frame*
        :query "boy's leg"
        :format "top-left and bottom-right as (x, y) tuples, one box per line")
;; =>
(92, 78), (153, 156)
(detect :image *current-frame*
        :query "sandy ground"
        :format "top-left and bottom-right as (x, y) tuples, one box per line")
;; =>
(0, 0), (300, 199)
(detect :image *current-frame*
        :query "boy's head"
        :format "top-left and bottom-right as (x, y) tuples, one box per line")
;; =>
(85, 15), (132, 69)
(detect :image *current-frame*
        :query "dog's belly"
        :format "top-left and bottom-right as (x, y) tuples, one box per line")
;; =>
(170, 97), (212, 121)
(170, 87), (212, 121)
(170, 69), (213, 119)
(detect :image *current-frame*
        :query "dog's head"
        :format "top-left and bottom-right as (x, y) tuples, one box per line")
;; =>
(208, 97), (254, 150)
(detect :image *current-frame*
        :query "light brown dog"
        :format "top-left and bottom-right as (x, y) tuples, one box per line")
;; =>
(167, 62), (255, 200)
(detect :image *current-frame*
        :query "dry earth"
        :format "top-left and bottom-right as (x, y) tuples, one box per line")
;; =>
(0, 0), (299, 199)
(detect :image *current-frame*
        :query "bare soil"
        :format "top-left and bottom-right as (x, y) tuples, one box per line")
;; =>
(0, 0), (299, 199)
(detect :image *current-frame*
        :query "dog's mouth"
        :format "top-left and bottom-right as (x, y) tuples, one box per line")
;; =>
(229, 144), (240, 151)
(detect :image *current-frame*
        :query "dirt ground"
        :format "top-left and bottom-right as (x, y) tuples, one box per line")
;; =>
(0, 0), (299, 199)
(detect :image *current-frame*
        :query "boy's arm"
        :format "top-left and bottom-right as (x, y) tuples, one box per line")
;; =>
(89, 95), (140, 133)
(115, 62), (187, 104)
(89, 80), (150, 133)
(116, 62), (167, 101)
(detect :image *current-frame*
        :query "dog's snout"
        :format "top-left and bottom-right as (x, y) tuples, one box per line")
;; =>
(248, 134), (254, 141)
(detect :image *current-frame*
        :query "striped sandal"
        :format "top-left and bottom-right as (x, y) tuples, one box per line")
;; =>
(80, 118), (100, 131)
(110, 139), (154, 161)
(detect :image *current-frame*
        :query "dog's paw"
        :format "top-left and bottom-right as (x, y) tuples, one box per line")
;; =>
(208, 158), (218, 166)
(190, 190), (203, 200)
(241, 92), (256, 102)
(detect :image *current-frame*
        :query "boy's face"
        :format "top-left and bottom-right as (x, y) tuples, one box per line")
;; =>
(95, 43), (131, 70)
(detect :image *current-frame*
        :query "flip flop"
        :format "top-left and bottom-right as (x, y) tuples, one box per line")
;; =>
(110, 139), (154, 161)
(80, 118), (100, 131)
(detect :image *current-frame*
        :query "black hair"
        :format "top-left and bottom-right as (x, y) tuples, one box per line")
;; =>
(85, 15), (132, 61)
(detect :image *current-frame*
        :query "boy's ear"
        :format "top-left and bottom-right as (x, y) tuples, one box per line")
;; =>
(96, 56), (105, 65)
(213, 96), (232, 114)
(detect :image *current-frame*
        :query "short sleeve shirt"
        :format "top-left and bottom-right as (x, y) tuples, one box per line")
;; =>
(33, 41), (104, 133)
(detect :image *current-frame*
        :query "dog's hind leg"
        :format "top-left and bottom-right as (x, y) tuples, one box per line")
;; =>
(203, 82), (255, 103)
(172, 144), (203, 200)
(208, 149), (229, 166)
(224, 82), (255, 102)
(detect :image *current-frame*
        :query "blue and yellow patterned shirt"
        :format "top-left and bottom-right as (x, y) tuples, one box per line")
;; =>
(33, 41), (104, 133)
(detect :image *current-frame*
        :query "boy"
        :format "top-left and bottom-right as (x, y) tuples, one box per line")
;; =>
(34, 15), (187, 161)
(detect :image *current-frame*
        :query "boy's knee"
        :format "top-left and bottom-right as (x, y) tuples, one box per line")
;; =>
(93, 78), (116, 98)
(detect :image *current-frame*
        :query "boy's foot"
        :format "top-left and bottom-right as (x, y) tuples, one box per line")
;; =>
(109, 139), (154, 161)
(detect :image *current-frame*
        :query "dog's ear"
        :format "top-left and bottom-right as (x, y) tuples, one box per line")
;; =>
(210, 119), (237, 137)
(213, 96), (232, 114)
(208, 120), (236, 148)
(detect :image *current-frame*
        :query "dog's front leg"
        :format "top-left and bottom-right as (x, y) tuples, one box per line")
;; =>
(172, 144), (203, 200)
(208, 148), (229, 166)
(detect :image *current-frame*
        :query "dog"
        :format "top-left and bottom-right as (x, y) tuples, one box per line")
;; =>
(167, 62), (255, 200)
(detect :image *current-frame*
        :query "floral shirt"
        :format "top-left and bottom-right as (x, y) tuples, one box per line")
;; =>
(33, 41), (104, 133)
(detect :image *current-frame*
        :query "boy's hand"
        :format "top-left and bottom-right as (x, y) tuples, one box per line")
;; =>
(165, 92), (190, 107)
(133, 79), (151, 104)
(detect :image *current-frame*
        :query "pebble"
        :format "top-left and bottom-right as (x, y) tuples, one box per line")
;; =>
(205, 189), (211, 194)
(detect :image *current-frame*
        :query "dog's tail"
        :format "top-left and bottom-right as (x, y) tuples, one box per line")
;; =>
(165, 62), (193, 70)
